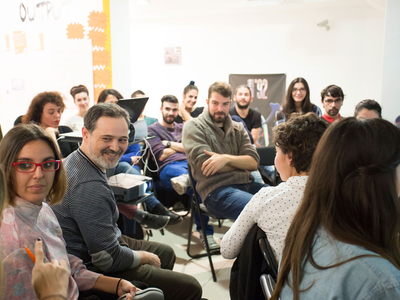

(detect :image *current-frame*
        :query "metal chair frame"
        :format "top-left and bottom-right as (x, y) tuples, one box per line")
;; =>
(186, 164), (225, 282)
(259, 228), (279, 299)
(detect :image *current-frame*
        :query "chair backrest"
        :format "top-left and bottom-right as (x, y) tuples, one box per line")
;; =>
(187, 164), (215, 217)
(256, 146), (276, 166)
(259, 230), (279, 281)
(257, 146), (280, 186)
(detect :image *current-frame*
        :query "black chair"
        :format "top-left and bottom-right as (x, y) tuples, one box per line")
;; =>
(259, 233), (279, 281)
(186, 164), (225, 282)
(256, 146), (280, 186)
(230, 225), (269, 300)
(259, 230), (279, 299)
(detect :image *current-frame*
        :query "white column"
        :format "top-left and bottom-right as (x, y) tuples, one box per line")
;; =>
(381, 0), (400, 123)
(109, 0), (132, 98)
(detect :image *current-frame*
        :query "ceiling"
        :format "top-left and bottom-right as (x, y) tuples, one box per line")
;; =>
(129, 0), (386, 22)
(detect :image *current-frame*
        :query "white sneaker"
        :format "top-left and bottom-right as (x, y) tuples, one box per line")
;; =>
(170, 174), (190, 195)
(199, 232), (220, 251)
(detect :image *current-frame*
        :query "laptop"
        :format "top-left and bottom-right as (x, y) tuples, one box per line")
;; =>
(117, 97), (149, 123)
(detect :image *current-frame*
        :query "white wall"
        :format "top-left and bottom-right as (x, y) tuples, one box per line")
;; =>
(128, 4), (385, 121)
(0, 0), (102, 134)
(381, 0), (400, 123)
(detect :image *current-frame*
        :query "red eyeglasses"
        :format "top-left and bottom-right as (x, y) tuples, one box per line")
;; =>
(13, 160), (61, 173)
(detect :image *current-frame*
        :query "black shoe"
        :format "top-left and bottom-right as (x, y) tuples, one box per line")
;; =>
(140, 211), (170, 230)
(152, 203), (182, 225)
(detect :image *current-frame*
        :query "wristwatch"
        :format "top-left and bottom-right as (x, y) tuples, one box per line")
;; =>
(166, 141), (171, 148)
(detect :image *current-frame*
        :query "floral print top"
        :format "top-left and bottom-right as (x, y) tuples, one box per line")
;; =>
(0, 196), (100, 299)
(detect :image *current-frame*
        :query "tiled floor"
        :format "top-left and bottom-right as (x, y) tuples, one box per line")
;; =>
(145, 215), (234, 300)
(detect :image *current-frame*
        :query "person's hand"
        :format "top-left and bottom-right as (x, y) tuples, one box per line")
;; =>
(161, 140), (169, 147)
(201, 150), (229, 176)
(45, 127), (59, 137)
(179, 101), (187, 114)
(137, 251), (161, 267)
(118, 280), (139, 299)
(31, 239), (69, 299)
(130, 156), (141, 165)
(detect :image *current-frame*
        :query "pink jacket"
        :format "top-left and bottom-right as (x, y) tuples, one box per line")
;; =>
(0, 197), (100, 300)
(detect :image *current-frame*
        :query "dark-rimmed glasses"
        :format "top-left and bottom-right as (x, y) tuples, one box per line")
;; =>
(324, 99), (343, 105)
(292, 88), (306, 93)
(13, 160), (61, 173)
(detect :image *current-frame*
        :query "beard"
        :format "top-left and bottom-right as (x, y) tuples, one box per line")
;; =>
(88, 147), (122, 170)
(162, 114), (175, 124)
(236, 102), (250, 109)
(210, 111), (228, 124)
(327, 108), (339, 116)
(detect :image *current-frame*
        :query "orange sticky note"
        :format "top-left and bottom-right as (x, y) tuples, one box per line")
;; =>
(25, 246), (35, 263)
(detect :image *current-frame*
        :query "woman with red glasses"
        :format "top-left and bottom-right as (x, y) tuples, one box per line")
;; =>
(0, 124), (145, 300)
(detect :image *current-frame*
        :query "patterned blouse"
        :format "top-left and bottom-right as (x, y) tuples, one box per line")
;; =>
(221, 176), (308, 261)
(0, 197), (100, 300)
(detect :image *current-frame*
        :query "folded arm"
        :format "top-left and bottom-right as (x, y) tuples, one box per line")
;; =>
(159, 141), (185, 161)
(201, 150), (258, 176)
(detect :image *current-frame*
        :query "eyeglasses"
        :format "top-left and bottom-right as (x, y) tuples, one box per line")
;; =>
(292, 88), (306, 93)
(324, 99), (343, 104)
(13, 160), (61, 173)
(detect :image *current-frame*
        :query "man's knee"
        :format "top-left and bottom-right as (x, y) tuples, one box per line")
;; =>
(153, 242), (176, 270)
(180, 274), (203, 300)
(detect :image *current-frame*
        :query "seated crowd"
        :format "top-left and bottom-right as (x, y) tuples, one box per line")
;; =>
(0, 77), (399, 300)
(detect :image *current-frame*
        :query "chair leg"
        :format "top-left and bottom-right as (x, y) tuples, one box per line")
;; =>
(186, 203), (195, 257)
(218, 219), (224, 228)
(186, 198), (218, 282)
(197, 202), (217, 282)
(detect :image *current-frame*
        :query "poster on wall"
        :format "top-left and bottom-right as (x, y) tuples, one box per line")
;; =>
(0, 0), (110, 134)
(164, 46), (181, 65)
(229, 73), (286, 146)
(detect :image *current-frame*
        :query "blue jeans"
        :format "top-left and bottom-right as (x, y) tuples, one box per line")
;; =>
(205, 181), (267, 220)
(251, 170), (263, 183)
(160, 160), (214, 235)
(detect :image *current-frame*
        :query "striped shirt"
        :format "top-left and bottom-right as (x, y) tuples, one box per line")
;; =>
(52, 148), (139, 273)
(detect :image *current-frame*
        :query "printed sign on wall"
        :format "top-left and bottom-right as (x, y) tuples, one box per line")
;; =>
(229, 74), (286, 146)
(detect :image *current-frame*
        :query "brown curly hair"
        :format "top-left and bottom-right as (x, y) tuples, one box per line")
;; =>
(273, 112), (327, 174)
(22, 92), (65, 124)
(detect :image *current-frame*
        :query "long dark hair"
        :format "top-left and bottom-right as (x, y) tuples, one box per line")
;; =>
(281, 77), (312, 117)
(271, 117), (400, 300)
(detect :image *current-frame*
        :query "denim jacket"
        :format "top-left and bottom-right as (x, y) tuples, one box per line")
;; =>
(281, 227), (400, 299)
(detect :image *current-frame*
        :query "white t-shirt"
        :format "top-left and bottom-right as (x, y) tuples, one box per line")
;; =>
(221, 176), (308, 260)
(64, 115), (84, 132)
